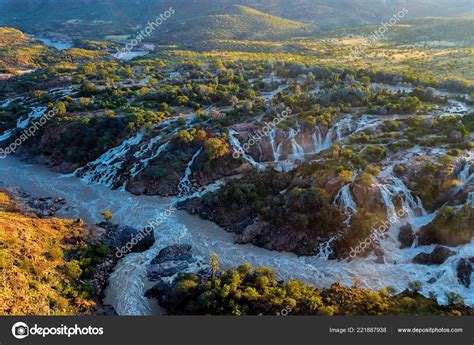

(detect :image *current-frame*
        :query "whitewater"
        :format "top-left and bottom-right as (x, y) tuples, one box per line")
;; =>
(0, 154), (472, 315)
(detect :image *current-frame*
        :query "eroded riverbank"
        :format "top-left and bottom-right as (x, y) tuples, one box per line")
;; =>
(0, 156), (472, 315)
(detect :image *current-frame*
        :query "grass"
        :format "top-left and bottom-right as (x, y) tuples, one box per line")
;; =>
(0, 191), (95, 315)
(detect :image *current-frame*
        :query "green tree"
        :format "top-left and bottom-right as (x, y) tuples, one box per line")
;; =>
(204, 138), (230, 160)
(101, 211), (113, 224)
(209, 252), (219, 281)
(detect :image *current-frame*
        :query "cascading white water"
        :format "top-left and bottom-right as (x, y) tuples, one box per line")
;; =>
(334, 184), (358, 222)
(288, 127), (305, 161)
(336, 115), (353, 141)
(228, 129), (265, 169)
(76, 133), (144, 186)
(321, 127), (334, 150)
(129, 138), (169, 178)
(315, 184), (358, 259)
(309, 125), (334, 155)
(311, 127), (323, 153)
(0, 86), (76, 143)
(373, 167), (441, 265)
(1, 96), (25, 109)
(16, 107), (47, 129)
(269, 128), (282, 162)
(177, 148), (202, 197)
(376, 172), (429, 225)
(0, 106), (47, 142)
(1, 156), (474, 314)
(353, 115), (381, 134)
(457, 153), (473, 184)
(315, 235), (338, 260)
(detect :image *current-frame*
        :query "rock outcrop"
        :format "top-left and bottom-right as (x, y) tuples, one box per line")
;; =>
(145, 244), (208, 303)
(99, 223), (155, 253)
(457, 257), (474, 288)
(398, 224), (415, 249)
(412, 245), (456, 265)
(147, 244), (204, 282)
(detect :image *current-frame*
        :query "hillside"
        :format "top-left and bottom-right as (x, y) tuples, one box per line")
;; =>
(0, 189), (103, 315)
(1, 0), (473, 33)
(0, 27), (48, 73)
(388, 17), (474, 46)
(157, 5), (314, 44)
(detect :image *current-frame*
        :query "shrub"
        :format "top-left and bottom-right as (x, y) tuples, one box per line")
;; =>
(204, 137), (230, 160)
(65, 261), (82, 280)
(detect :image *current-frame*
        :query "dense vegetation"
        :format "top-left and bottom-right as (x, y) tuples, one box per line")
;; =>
(162, 264), (472, 316)
(0, 1), (473, 317)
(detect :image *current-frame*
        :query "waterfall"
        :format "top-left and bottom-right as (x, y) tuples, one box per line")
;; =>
(1, 96), (25, 109)
(354, 115), (381, 134)
(458, 163), (472, 183)
(457, 154), (473, 184)
(376, 174), (426, 220)
(176, 179), (225, 202)
(309, 124), (335, 155)
(177, 148), (202, 197)
(16, 107), (47, 129)
(315, 184), (358, 259)
(269, 128), (282, 162)
(467, 192), (474, 206)
(315, 235), (338, 260)
(228, 129), (264, 169)
(76, 133), (144, 186)
(310, 126), (333, 155)
(0, 106), (47, 142)
(288, 127), (305, 160)
(321, 127), (334, 151)
(3, 155), (474, 312)
(334, 184), (358, 223)
(311, 127), (323, 154)
(129, 135), (169, 178)
(336, 115), (353, 140)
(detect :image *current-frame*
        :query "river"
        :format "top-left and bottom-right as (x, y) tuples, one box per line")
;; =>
(0, 156), (472, 314)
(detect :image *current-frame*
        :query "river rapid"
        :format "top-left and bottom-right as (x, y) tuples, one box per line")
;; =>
(0, 156), (473, 314)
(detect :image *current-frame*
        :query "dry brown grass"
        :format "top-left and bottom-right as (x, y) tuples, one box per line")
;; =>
(0, 190), (93, 315)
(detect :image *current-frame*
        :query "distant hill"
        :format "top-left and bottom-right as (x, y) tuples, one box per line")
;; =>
(388, 17), (474, 46)
(1, 0), (473, 33)
(157, 5), (314, 44)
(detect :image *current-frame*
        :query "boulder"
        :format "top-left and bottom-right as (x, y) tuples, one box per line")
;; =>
(457, 258), (473, 288)
(102, 224), (155, 253)
(398, 224), (415, 249)
(26, 196), (67, 217)
(412, 245), (456, 265)
(350, 184), (384, 212)
(148, 261), (189, 281)
(151, 244), (193, 265)
(145, 279), (171, 298)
